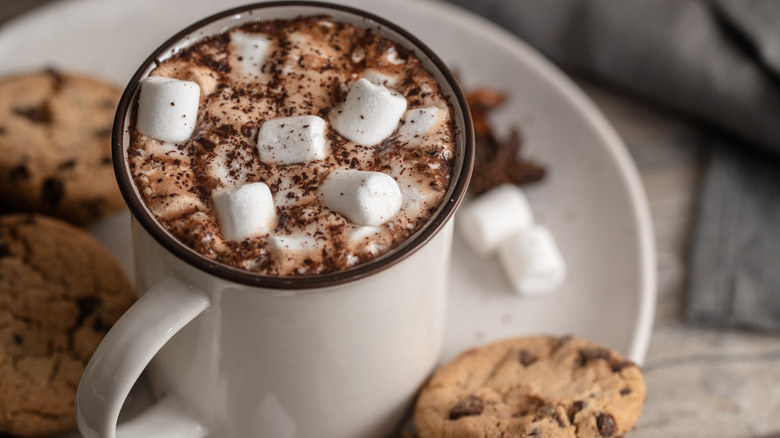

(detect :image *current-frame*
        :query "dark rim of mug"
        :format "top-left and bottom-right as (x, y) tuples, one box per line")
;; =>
(113, 1), (474, 290)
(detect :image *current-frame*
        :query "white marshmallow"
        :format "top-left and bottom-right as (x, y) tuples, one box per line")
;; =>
(319, 169), (402, 226)
(330, 78), (407, 146)
(361, 70), (397, 88)
(399, 107), (443, 140)
(230, 31), (272, 76)
(268, 233), (318, 254)
(257, 115), (328, 165)
(457, 184), (534, 256)
(136, 76), (200, 143)
(497, 225), (566, 297)
(212, 182), (276, 241)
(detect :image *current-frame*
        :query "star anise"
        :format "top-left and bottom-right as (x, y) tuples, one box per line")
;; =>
(466, 88), (546, 196)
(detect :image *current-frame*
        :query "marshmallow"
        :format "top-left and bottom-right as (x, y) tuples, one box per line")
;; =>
(268, 233), (318, 254)
(319, 169), (402, 226)
(257, 115), (328, 165)
(457, 184), (534, 256)
(497, 225), (566, 297)
(230, 31), (272, 76)
(136, 76), (200, 143)
(212, 182), (276, 241)
(399, 107), (443, 140)
(361, 70), (397, 88)
(330, 78), (407, 146)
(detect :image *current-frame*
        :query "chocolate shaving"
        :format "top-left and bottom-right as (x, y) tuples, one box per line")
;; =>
(466, 88), (545, 196)
(189, 185), (212, 203)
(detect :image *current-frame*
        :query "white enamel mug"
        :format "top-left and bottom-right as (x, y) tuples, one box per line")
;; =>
(75, 3), (474, 438)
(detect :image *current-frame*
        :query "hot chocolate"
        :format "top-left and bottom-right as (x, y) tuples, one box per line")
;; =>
(126, 15), (456, 276)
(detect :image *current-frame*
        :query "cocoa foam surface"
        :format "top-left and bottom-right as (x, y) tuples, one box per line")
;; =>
(127, 16), (455, 275)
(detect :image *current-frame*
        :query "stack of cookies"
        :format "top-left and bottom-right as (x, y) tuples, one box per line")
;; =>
(0, 70), (135, 436)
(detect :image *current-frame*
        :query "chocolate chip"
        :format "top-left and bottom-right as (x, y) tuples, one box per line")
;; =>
(83, 199), (105, 219)
(57, 159), (77, 171)
(0, 240), (10, 258)
(9, 165), (30, 181)
(596, 413), (616, 437)
(189, 185), (212, 203)
(41, 177), (65, 208)
(77, 297), (101, 319)
(449, 395), (484, 420)
(12, 333), (24, 346)
(94, 127), (112, 138)
(578, 348), (612, 366)
(611, 361), (635, 372)
(536, 405), (566, 428)
(550, 335), (572, 353)
(14, 104), (52, 124)
(620, 387), (633, 396)
(567, 400), (586, 423)
(528, 427), (541, 436)
(101, 156), (113, 165)
(0, 126), (6, 135)
(93, 316), (111, 332)
(45, 67), (65, 92)
(518, 349), (537, 367)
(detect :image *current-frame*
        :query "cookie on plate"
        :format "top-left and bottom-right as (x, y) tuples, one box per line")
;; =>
(0, 214), (135, 436)
(414, 335), (645, 438)
(0, 69), (125, 225)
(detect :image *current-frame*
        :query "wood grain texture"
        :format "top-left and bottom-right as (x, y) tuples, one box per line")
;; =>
(2, 2), (780, 437)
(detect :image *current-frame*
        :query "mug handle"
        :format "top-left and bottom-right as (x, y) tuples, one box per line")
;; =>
(76, 272), (211, 438)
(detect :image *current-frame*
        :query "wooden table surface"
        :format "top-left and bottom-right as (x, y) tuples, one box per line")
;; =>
(2, 1), (779, 437)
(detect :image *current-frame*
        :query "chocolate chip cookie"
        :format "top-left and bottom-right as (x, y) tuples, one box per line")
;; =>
(0, 214), (135, 436)
(414, 336), (646, 437)
(0, 69), (125, 225)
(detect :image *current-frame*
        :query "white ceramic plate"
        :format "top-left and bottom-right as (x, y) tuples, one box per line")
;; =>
(0, 0), (655, 430)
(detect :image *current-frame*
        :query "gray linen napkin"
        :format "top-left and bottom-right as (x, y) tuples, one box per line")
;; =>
(445, 0), (780, 331)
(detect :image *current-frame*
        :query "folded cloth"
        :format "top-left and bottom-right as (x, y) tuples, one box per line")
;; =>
(688, 138), (780, 331)
(445, 0), (780, 331)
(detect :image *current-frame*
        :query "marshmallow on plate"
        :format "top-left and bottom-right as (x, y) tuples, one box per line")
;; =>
(212, 182), (276, 241)
(497, 225), (566, 297)
(330, 78), (407, 146)
(457, 184), (534, 256)
(136, 76), (200, 143)
(230, 31), (272, 76)
(257, 115), (328, 165)
(319, 169), (402, 227)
